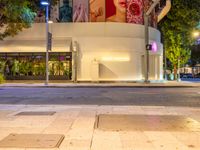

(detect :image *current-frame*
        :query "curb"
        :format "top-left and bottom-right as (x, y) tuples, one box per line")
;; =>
(0, 85), (199, 88)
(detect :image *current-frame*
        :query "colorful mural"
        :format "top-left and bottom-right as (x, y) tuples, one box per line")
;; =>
(143, 0), (157, 27)
(34, 10), (46, 23)
(51, 5), (59, 22)
(106, 0), (126, 22)
(127, 0), (143, 24)
(89, 0), (105, 22)
(150, 9), (157, 28)
(59, 0), (73, 22)
(34, 0), (158, 27)
(73, 0), (89, 22)
(34, 4), (59, 23)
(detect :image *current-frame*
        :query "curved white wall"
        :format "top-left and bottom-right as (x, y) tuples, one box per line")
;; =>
(7, 23), (161, 43)
(1, 23), (163, 81)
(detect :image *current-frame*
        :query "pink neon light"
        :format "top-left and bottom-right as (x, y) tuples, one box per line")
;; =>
(152, 42), (157, 52)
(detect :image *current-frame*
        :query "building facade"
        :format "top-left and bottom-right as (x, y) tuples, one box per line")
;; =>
(0, 0), (171, 82)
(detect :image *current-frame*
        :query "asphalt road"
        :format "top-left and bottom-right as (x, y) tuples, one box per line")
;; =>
(0, 87), (199, 107)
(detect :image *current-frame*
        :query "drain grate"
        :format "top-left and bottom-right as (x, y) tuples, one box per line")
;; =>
(15, 111), (56, 116)
(0, 134), (64, 148)
(96, 114), (200, 132)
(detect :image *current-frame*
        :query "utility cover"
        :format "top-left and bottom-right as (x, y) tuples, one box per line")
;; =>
(15, 111), (56, 116)
(96, 114), (200, 132)
(0, 134), (64, 148)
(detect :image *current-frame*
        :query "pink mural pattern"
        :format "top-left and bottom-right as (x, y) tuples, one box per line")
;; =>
(127, 0), (143, 24)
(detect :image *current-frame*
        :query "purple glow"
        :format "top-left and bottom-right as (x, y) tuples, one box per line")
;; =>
(59, 56), (65, 61)
(152, 42), (157, 52)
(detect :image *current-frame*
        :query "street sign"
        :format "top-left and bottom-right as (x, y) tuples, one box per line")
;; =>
(146, 44), (152, 51)
(48, 32), (52, 51)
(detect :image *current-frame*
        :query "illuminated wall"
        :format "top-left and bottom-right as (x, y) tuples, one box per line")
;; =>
(1, 22), (163, 81)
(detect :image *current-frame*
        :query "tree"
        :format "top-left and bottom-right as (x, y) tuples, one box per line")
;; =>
(166, 31), (191, 78)
(0, 1), (36, 40)
(0, 0), (58, 40)
(158, 0), (200, 79)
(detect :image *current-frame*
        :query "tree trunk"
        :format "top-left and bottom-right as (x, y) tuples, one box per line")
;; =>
(174, 65), (177, 80)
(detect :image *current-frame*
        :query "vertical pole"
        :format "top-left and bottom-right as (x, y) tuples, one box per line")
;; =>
(73, 51), (77, 82)
(72, 41), (78, 83)
(164, 48), (167, 80)
(144, 14), (150, 83)
(45, 5), (49, 85)
(177, 57), (181, 82)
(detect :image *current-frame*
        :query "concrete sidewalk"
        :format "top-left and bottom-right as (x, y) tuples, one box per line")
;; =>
(0, 104), (200, 150)
(0, 80), (200, 88)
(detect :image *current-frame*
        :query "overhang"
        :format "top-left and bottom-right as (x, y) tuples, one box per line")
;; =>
(0, 38), (72, 52)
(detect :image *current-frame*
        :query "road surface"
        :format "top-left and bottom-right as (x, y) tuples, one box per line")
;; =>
(0, 87), (199, 107)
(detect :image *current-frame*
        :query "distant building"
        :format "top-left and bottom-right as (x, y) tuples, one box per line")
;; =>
(180, 64), (200, 75)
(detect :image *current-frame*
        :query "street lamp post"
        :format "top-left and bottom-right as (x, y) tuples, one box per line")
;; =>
(41, 0), (50, 85)
(144, 0), (160, 83)
(144, 14), (150, 83)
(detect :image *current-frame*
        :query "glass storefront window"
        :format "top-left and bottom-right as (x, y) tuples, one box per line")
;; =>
(0, 52), (72, 80)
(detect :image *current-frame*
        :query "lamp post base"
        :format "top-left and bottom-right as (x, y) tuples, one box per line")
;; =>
(144, 80), (150, 84)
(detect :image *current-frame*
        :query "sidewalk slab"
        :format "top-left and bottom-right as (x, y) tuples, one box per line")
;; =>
(0, 105), (199, 150)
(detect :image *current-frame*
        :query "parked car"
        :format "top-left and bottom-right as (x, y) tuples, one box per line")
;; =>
(194, 73), (200, 78)
(180, 73), (194, 78)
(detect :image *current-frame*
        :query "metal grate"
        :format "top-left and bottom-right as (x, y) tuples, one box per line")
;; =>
(96, 114), (200, 132)
(0, 134), (64, 148)
(15, 111), (56, 116)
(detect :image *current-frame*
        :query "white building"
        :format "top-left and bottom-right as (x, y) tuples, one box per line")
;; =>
(0, 1), (171, 82)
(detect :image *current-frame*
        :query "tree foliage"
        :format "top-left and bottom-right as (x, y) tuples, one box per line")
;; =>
(0, 0), (35, 40)
(0, 0), (58, 40)
(166, 32), (191, 77)
(158, 0), (200, 74)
